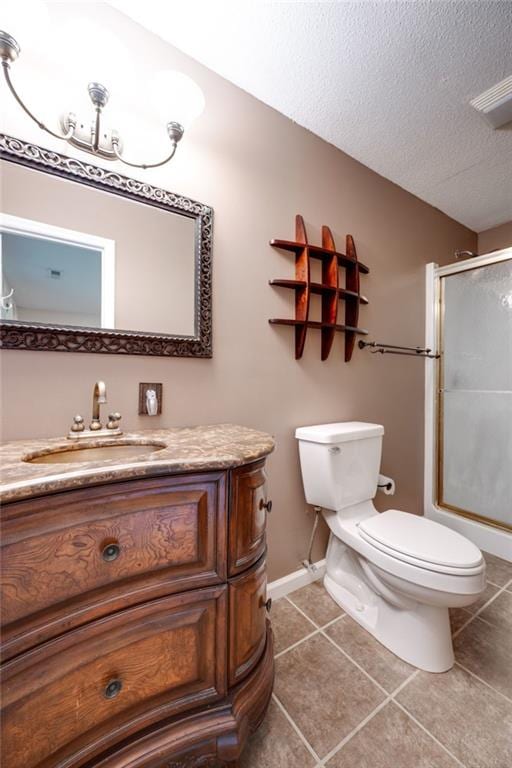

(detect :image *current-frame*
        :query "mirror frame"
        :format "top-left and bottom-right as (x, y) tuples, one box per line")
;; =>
(0, 134), (213, 357)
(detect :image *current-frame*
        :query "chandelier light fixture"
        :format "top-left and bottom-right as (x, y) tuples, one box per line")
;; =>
(0, 28), (204, 170)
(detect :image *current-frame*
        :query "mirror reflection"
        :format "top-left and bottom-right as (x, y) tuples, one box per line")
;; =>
(1, 232), (104, 327)
(1, 161), (198, 338)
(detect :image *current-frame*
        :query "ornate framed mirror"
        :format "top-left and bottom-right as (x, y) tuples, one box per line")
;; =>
(0, 134), (212, 357)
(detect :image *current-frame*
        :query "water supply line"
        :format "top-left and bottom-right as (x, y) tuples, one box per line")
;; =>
(302, 506), (322, 573)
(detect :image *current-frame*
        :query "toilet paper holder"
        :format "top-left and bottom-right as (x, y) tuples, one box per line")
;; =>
(378, 474), (395, 495)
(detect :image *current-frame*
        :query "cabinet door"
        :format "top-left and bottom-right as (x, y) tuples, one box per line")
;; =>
(1, 473), (226, 659)
(1, 586), (227, 768)
(228, 557), (268, 686)
(228, 459), (269, 576)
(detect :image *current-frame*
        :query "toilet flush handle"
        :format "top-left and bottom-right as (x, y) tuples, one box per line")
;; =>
(328, 446), (341, 454)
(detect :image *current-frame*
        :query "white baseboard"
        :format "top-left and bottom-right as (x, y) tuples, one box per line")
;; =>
(268, 558), (326, 600)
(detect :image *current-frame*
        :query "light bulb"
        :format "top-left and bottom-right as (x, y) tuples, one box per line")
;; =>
(1, 0), (50, 49)
(150, 70), (205, 130)
(45, 18), (135, 108)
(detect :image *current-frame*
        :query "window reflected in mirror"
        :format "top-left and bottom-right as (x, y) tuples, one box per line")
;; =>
(1, 229), (108, 328)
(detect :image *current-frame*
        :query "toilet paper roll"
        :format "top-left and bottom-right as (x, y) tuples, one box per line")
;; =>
(378, 474), (395, 495)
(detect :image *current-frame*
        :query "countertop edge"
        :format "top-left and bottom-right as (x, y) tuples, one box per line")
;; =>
(0, 425), (275, 504)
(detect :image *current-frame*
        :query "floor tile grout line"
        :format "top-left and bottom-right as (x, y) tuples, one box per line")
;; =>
(316, 671), (429, 768)
(292, 613), (421, 702)
(274, 628), (320, 659)
(276, 594), (401, 765)
(452, 578), (512, 639)
(320, 614), (346, 630)
(279, 663), (463, 768)
(319, 629), (390, 697)
(392, 699), (467, 768)
(454, 661), (512, 705)
(271, 692), (322, 765)
(486, 577), (511, 589)
(276, 621), (424, 765)
(273, 610), (346, 659)
(273, 598), (344, 659)
(285, 593), (341, 631)
(316, 661), (419, 765)
(275, 575), (512, 766)
(284, 595), (321, 627)
(388, 668), (420, 698)
(317, 696), (392, 766)
(284, 595), (321, 628)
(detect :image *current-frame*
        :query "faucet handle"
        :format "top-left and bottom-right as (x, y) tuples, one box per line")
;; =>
(107, 412), (122, 430)
(70, 415), (85, 433)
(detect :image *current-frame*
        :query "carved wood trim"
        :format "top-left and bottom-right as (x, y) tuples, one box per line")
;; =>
(0, 134), (213, 358)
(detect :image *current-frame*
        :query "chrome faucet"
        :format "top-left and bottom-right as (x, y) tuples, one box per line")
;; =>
(68, 380), (122, 439)
(90, 380), (107, 430)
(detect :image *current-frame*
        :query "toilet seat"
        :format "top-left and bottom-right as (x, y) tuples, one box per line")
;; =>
(358, 510), (484, 576)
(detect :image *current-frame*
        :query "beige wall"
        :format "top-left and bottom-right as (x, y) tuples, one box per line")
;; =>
(478, 221), (512, 254)
(0, 4), (476, 580)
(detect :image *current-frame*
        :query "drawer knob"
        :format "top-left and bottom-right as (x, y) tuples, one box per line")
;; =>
(102, 542), (121, 562)
(104, 678), (122, 699)
(265, 598), (272, 612)
(259, 499), (273, 513)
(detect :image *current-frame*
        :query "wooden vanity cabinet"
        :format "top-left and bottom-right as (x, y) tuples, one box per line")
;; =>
(0, 459), (274, 768)
(228, 459), (268, 576)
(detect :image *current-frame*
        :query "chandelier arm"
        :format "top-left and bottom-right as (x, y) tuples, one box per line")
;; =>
(92, 108), (101, 152)
(2, 61), (76, 141)
(112, 140), (178, 170)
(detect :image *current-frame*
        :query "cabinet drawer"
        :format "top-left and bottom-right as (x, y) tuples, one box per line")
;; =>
(228, 459), (269, 576)
(1, 473), (226, 657)
(1, 586), (227, 768)
(228, 557), (268, 686)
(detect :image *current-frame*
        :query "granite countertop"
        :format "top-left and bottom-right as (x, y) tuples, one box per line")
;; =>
(0, 424), (275, 503)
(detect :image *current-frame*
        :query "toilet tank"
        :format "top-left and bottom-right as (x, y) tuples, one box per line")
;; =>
(295, 422), (384, 511)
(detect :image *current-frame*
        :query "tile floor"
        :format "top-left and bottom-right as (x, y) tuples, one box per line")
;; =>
(241, 552), (512, 768)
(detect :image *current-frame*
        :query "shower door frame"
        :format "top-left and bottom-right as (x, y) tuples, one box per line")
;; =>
(424, 247), (512, 561)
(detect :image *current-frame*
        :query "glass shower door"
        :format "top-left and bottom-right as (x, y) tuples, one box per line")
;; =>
(437, 257), (512, 531)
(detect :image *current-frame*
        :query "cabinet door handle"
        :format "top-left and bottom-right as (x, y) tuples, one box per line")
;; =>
(259, 499), (272, 513)
(102, 542), (121, 562)
(103, 678), (123, 699)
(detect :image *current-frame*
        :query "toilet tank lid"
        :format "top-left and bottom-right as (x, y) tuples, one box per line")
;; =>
(295, 422), (384, 444)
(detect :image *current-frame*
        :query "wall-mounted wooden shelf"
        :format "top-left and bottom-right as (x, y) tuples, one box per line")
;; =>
(270, 240), (370, 273)
(270, 279), (368, 304)
(269, 215), (369, 361)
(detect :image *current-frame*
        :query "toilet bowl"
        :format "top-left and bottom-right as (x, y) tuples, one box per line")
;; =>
(295, 422), (486, 673)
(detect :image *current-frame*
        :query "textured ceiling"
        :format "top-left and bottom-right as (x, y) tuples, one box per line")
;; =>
(110, 0), (512, 232)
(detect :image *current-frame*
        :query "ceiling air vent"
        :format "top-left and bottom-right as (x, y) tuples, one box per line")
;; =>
(470, 75), (512, 129)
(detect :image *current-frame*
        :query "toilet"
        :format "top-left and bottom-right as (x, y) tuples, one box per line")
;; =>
(295, 421), (486, 673)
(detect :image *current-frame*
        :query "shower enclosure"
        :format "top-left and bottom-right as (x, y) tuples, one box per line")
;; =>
(424, 247), (512, 561)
